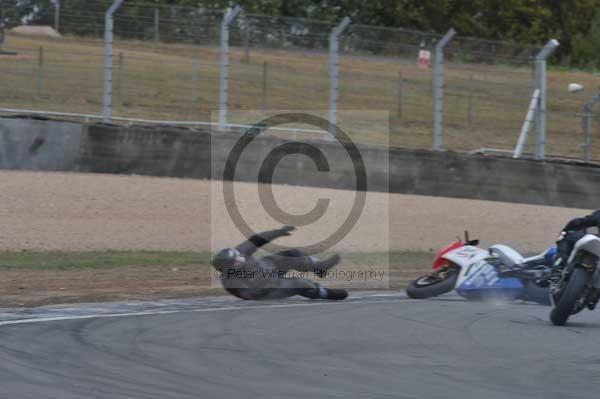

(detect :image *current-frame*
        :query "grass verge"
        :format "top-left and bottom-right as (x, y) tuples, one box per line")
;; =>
(0, 250), (211, 270)
(0, 250), (432, 272)
(0, 250), (433, 307)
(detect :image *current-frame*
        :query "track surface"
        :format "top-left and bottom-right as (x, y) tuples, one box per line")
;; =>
(0, 294), (599, 399)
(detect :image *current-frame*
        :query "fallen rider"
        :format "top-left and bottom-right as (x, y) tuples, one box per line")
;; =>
(211, 226), (348, 300)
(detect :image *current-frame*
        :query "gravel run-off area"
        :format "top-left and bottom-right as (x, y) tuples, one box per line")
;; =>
(0, 170), (589, 254)
(0, 170), (590, 307)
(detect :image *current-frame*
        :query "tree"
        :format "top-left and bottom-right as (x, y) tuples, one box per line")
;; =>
(572, 9), (600, 68)
(1, 0), (53, 27)
(3, 0), (600, 66)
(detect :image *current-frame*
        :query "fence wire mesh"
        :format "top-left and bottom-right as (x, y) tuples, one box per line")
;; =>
(0, 0), (598, 161)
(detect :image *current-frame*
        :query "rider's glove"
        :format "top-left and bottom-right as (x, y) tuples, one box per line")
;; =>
(278, 225), (296, 236)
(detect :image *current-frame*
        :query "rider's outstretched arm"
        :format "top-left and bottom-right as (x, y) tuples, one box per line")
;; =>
(563, 209), (600, 232)
(235, 226), (295, 256)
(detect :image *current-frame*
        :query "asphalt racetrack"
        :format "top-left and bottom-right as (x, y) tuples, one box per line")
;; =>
(0, 292), (599, 399)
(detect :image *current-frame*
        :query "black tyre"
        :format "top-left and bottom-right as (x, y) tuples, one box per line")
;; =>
(406, 268), (458, 299)
(550, 267), (588, 326)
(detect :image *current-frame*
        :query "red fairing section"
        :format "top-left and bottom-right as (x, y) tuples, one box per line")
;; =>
(431, 241), (463, 269)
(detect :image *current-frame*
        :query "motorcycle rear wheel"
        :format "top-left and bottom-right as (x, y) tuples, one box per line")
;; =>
(406, 267), (458, 299)
(550, 267), (588, 326)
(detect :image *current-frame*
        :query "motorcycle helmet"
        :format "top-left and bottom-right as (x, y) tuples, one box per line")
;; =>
(212, 248), (245, 268)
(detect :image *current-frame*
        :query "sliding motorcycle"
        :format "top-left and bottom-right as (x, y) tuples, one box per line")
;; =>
(406, 232), (551, 305)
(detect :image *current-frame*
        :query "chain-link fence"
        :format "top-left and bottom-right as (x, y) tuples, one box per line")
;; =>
(0, 0), (598, 161)
(441, 38), (538, 154)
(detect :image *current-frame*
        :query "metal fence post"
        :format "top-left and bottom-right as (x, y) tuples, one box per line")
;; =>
(103, 0), (125, 124)
(154, 8), (160, 44)
(192, 55), (199, 103)
(116, 52), (124, 105)
(397, 71), (403, 119)
(581, 92), (600, 163)
(37, 46), (44, 98)
(54, 0), (61, 33)
(583, 108), (591, 163)
(262, 61), (268, 110)
(0, 21), (4, 49)
(513, 89), (540, 158)
(328, 16), (351, 137)
(533, 39), (559, 160)
(218, 6), (241, 130)
(243, 30), (250, 63)
(467, 74), (473, 128)
(432, 28), (456, 151)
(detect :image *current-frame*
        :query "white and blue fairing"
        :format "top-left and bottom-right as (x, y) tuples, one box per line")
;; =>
(445, 245), (526, 300)
(455, 261), (524, 300)
(442, 244), (552, 304)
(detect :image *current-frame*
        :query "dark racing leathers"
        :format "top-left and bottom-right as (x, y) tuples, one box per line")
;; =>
(497, 210), (600, 294)
(216, 228), (328, 300)
(556, 209), (600, 266)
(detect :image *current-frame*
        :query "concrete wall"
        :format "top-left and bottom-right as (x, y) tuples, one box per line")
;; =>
(388, 149), (600, 209)
(78, 124), (389, 193)
(0, 117), (83, 171)
(2, 117), (600, 209)
(77, 124), (600, 209)
(78, 124), (211, 179)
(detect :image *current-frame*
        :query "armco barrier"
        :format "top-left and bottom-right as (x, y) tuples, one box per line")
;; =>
(1, 117), (599, 209)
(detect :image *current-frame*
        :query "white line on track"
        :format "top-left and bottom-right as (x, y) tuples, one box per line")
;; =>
(0, 295), (410, 327)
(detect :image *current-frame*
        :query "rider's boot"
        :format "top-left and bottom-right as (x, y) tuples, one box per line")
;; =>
(319, 287), (348, 300)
